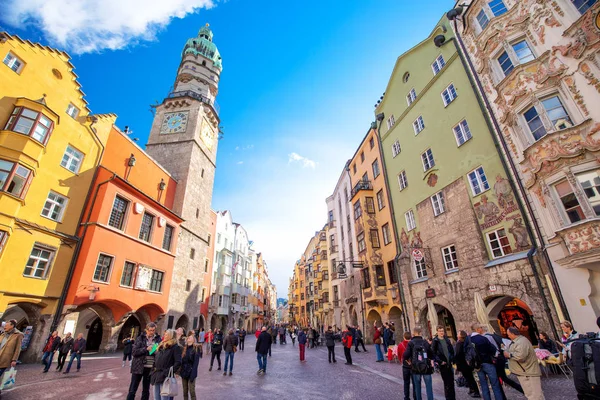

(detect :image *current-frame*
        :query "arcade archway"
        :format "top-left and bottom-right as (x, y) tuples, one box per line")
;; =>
(420, 303), (456, 339)
(388, 306), (404, 342)
(117, 315), (141, 348)
(487, 296), (538, 344)
(175, 315), (189, 330)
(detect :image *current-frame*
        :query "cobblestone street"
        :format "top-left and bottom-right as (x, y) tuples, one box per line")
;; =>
(2, 337), (579, 399)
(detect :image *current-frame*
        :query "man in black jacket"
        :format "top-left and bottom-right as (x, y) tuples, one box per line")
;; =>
(41, 330), (61, 373)
(126, 322), (161, 400)
(432, 325), (456, 400)
(454, 330), (480, 398)
(470, 323), (503, 400)
(402, 326), (434, 400)
(255, 327), (272, 375)
(325, 326), (337, 363)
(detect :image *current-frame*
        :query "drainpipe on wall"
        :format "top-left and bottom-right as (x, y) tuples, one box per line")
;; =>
(50, 117), (107, 332)
(448, 18), (564, 339)
(374, 119), (411, 333)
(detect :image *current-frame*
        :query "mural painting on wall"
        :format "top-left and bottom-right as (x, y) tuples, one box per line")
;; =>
(474, 175), (519, 229)
(399, 228), (423, 257)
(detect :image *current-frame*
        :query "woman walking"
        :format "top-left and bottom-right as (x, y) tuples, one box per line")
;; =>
(122, 336), (134, 367)
(150, 329), (182, 400)
(223, 329), (239, 376)
(209, 329), (223, 371)
(180, 334), (201, 400)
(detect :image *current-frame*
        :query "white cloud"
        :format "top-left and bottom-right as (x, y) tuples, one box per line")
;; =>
(236, 161), (244, 165)
(1, 0), (215, 54)
(235, 144), (254, 151)
(288, 152), (317, 169)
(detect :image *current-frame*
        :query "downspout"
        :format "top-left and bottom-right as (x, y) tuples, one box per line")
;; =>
(374, 119), (411, 332)
(449, 19), (563, 338)
(51, 117), (107, 332)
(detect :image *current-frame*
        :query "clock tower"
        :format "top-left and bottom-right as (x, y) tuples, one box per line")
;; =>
(145, 24), (222, 330)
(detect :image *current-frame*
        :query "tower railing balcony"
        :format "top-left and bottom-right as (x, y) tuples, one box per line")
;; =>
(351, 180), (372, 199)
(167, 90), (220, 115)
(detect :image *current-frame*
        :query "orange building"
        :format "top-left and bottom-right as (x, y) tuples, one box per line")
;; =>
(60, 126), (183, 351)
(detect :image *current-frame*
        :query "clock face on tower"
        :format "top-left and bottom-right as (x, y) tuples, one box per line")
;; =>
(200, 119), (216, 150)
(160, 111), (189, 134)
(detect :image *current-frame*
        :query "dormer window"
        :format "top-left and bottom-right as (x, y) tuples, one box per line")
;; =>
(4, 106), (54, 144)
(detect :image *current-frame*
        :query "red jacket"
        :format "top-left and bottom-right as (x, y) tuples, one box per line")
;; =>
(397, 339), (410, 366)
(255, 330), (260, 339)
(342, 330), (353, 348)
(374, 328), (382, 344)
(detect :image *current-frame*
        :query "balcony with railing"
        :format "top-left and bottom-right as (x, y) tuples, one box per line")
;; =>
(351, 180), (372, 199)
(167, 90), (220, 115)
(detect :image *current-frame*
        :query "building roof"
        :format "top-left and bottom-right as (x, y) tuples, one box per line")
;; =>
(183, 24), (223, 70)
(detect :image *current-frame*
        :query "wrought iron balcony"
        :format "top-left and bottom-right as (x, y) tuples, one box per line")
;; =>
(351, 180), (372, 198)
(167, 90), (220, 115)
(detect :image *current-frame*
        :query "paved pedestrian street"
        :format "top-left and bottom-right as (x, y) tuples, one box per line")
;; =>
(3, 337), (578, 400)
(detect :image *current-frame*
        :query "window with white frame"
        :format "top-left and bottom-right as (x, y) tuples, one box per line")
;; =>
(162, 224), (174, 251)
(121, 261), (136, 287)
(431, 55), (446, 75)
(382, 223), (391, 245)
(41, 191), (68, 221)
(376, 189), (385, 210)
(487, 228), (512, 258)
(522, 95), (572, 141)
(497, 40), (535, 77)
(357, 232), (366, 252)
(555, 180), (586, 223)
(3, 52), (24, 73)
(414, 258), (427, 279)
(405, 209), (416, 231)
(93, 253), (113, 282)
(23, 245), (54, 278)
(407, 88), (417, 105)
(66, 103), (79, 119)
(398, 170), (408, 190)
(431, 191), (445, 216)
(60, 145), (84, 173)
(0, 230), (7, 254)
(468, 166), (490, 195)
(108, 195), (129, 230)
(442, 84), (458, 106)
(370, 229), (381, 249)
(421, 148), (435, 171)
(477, 0), (508, 31)
(392, 140), (401, 158)
(0, 159), (32, 198)
(149, 269), (164, 292)
(354, 200), (362, 219)
(571, 0), (598, 14)
(577, 170), (600, 216)
(453, 119), (473, 146)
(387, 115), (396, 130)
(372, 159), (380, 178)
(413, 116), (425, 135)
(442, 245), (459, 270)
(4, 107), (53, 144)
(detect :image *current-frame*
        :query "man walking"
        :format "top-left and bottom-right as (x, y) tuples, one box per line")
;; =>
(222, 329), (238, 376)
(298, 328), (307, 362)
(455, 330), (480, 398)
(403, 326), (434, 400)
(0, 319), (23, 399)
(504, 327), (544, 400)
(209, 329), (223, 371)
(198, 328), (206, 352)
(56, 332), (74, 372)
(255, 326), (271, 375)
(127, 322), (161, 400)
(238, 328), (246, 351)
(354, 326), (367, 352)
(63, 333), (86, 373)
(41, 330), (61, 373)
(471, 323), (503, 400)
(432, 325), (456, 400)
(325, 326), (337, 363)
(341, 325), (353, 365)
(398, 331), (416, 400)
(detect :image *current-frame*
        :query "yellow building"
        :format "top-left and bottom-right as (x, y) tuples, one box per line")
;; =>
(0, 33), (112, 360)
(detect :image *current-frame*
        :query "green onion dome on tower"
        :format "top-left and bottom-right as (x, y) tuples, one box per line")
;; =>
(182, 23), (222, 71)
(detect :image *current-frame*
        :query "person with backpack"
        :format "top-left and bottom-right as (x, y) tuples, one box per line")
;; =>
(454, 330), (480, 398)
(503, 327), (543, 400)
(432, 325), (456, 400)
(398, 331), (416, 400)
(122, 336), (135, 368)
(373, 323), (384, 362)
(483, 326), (522, 397)
(209, 329), (223, 371)
(341, 326), (353, 365)
(403, 326), (434, 400)
(470, 323), (503, 400)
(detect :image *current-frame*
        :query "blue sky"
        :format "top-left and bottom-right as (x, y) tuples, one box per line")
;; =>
(1, 0), (451, 296)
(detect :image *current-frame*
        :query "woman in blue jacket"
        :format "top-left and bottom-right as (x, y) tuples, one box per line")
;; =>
(180, 334), (202, 400)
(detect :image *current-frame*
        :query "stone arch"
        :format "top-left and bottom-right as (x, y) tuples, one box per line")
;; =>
(2, 301), (46, 362)
(198, 315), (206, 330)
(220, 316), (228, 330)
(417, 302), (457, 339)
(349, 305), (358, 327)
(366, 309), (382, 344)
(117, 314), (142, 348)
(485, 295), (539, 344)
(388, 306), (404, 342)
(175, 314), (189, 330)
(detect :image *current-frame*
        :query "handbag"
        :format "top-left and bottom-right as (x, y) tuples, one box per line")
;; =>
(160, 366), (178, 397)
(375, 338), (382, 345)
(233, 345), (237, 353)
(1, 367), (16, 390)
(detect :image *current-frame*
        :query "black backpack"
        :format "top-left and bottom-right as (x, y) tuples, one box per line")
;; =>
(411, 343), (430, 374)
(465, 341), (482, 370)
(570, 333), (600, 398)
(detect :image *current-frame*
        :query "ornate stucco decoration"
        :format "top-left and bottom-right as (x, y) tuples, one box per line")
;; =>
(555, 220), (600, 259)
(552, 5), (600, 59)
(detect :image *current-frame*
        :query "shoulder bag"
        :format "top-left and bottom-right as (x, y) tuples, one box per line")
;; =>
(160, 366), (178, 397)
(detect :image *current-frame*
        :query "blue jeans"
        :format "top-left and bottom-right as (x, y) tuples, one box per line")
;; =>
(65, 352), (82, 372)
(42, 351), (54, 371)
(224, 351), (234, 372)
(374, 344), (384, 361)
(477, 362), (504, 400)
(0, 367), (6, 381)
(257, 353), (268, 371)
(153, 384), (174, 400)
(412, 374), (433, 400)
